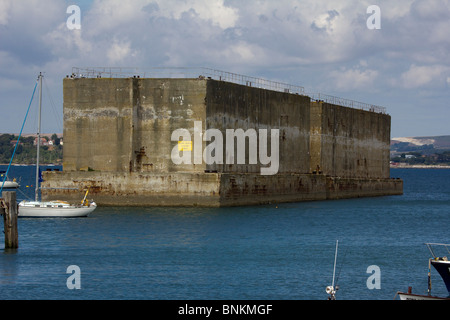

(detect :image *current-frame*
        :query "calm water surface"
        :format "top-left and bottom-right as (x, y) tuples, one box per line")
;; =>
(1, 166), (449, 300)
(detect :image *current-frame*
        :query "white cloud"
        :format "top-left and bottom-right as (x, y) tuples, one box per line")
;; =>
(429, 19), (450, 45)
(0, 0), (447, 70)
(44, 24), (93, 59)
(380, 0), (414, 19)
(400, 64), (450, 89)
(329, 65), (379, 91)
(85, 0), (238, 34)
(2, 0), (64, 29)
(152, 0), (239, 29)
(3, 0), (446, 73)
(107, 39), (136, 63)
(0, 0), (450, 136)
(311, 10), (340, 34)
(85, 0), (149, 35)
(0, 0), (12, 25)
(410, 0), (450, 19)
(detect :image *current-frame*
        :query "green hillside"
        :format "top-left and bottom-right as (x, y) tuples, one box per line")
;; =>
(0, 134), (62, 164)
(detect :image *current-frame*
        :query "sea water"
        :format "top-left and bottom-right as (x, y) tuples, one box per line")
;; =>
(0, 165), (449, 300)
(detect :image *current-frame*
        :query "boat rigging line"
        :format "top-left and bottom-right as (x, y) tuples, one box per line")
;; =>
(0, 77), (39, 194)
(42, 75), (63, 134)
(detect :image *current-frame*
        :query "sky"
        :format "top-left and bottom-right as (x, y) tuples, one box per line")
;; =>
(0, 0), (449, 138)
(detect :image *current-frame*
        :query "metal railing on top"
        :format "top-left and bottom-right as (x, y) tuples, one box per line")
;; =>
(71, 67), (305, 95)
(307, 93), (386, 114)
(70, 67), (386, 114)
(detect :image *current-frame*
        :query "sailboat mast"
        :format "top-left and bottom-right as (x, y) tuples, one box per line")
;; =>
(35, 72), (43, 202)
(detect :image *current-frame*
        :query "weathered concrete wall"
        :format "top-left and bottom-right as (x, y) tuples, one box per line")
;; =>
(63, 78), (134, 172)
(42, 171), (221, 207)
(130, 78), (208, 174)
(48, 77), (402, 207)
(63, 78), (209, 173)
(309, 101), (391, 179)
(42, 171), (403, 207)
(206, 81), (311, 174)
(63, 78), (311, 175)
(326, 177), (403, 200)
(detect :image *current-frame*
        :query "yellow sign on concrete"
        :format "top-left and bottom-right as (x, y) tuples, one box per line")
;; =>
(178, 141), (192, 151)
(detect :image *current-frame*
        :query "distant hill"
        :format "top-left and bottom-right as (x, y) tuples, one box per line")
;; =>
(392, 135), (450, 149)
(390, 135), (450, 166)
(391, 135), (450, 155)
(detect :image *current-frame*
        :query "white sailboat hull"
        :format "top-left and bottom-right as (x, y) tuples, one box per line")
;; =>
(18, 200), (97, 218)
(2, 181), (19, 188)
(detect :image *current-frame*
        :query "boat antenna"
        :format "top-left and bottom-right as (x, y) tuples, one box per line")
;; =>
(326, 240), (339, 300)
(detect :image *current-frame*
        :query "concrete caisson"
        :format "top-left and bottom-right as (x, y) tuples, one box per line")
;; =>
(42, 76), (403, 206)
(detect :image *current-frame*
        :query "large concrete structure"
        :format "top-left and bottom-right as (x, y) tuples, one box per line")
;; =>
(42, 69), (403, 206)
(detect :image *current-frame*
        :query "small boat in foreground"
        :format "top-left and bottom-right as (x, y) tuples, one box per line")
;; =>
(17, 73), (97, 218)
(0, 171), (19, 188)
(19, 189), (97, 218)
(396, 243), (450, 300)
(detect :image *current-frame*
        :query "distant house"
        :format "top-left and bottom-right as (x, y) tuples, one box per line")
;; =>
(10, 140), (23, 146)
(34, 137), (54, 146)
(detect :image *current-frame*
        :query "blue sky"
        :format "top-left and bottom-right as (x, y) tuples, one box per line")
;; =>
(0, 0), (449, 138)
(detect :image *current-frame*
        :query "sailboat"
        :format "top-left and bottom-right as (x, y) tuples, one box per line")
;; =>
(18, 73), (97, 218)
(0, 171), (19, 189)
